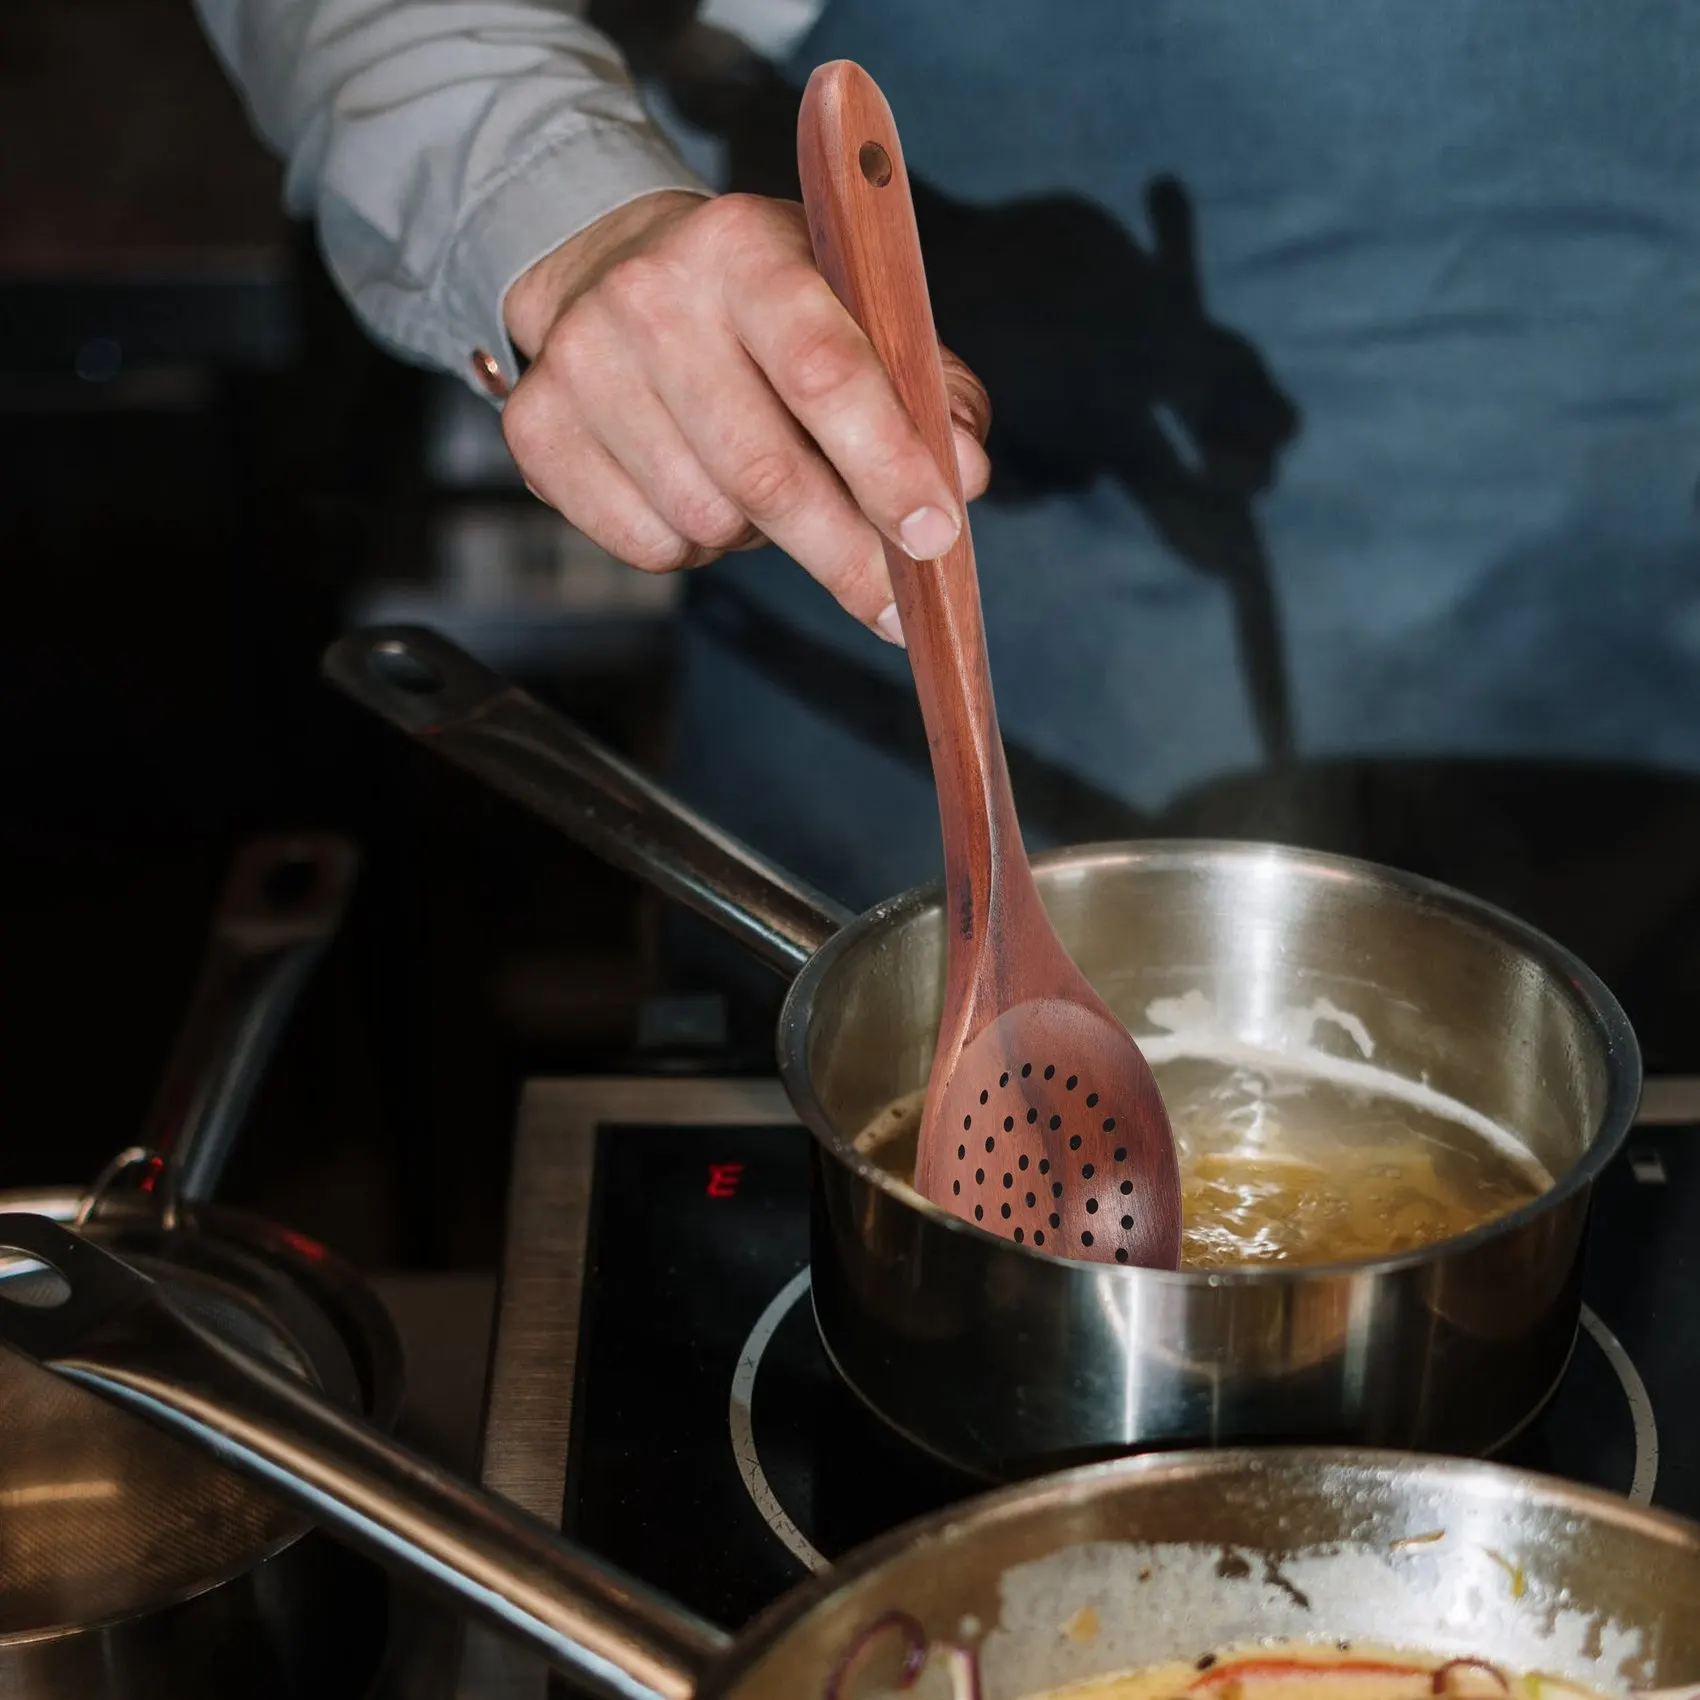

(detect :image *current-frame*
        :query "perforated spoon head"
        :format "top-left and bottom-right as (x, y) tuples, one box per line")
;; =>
(915, 979), (1183, 1269)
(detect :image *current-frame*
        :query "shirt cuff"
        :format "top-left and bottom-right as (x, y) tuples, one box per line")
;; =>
(437, 120), (709, 399)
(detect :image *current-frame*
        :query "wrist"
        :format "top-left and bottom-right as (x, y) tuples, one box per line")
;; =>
(503, 189), (709, 359)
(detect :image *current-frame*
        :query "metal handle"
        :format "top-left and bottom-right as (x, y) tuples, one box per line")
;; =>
(83, 835), (359, 1226)
(0, 1212), (731, 1700)
(322, 626), (852, 977)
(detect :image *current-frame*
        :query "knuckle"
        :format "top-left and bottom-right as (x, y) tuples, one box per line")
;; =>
(695, 192), (770, 249)
(599, 254), (677, 327)
(499, 386), (547, 464)
(863, 435), (937, 503)
(536, 307), (597, 378)
(783, 323), (864, 408)
(826, 545), (889, 616)
(622, 525), (695, 574)
(671, 489), (748, 549)
(730, 446), (808, 517)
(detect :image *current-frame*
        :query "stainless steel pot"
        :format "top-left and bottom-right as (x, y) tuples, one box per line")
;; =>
(323, 626), (1641, 1480)
(0, 1225), (1692, 1700)
(0, 836), (405, 1699)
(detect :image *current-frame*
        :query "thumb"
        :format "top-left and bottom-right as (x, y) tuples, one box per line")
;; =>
(940, 344), (992, 499)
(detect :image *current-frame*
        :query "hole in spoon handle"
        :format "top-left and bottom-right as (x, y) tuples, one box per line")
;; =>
(797, 60), (1035, 992)
(796, 61), (962, 503)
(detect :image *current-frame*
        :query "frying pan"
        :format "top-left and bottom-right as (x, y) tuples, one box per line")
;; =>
(323, 626), (1640, 1481)
(0, 1213), (1692, 1700)
(0, 835), (404, 1700)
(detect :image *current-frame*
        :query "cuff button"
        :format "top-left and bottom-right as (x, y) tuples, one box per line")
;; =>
(470, 349), (509, 397)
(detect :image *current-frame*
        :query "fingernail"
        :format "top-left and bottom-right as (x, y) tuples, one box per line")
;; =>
(899, 504), (959, 560)
(875, 602), (906, 647)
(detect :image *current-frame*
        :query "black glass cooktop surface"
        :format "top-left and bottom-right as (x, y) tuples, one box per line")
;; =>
(558, 1114), (1695, 1634)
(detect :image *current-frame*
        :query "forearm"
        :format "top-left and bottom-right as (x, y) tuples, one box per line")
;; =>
(193, 0), (707, 391)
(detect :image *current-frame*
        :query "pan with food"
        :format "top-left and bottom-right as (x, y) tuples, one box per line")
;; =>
(0, 1219), (1689, 1700)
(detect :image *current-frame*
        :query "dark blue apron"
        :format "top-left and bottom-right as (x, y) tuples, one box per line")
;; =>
(665, 0), (1700, 918)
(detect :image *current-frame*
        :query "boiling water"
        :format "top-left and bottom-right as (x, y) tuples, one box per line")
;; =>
(853, 1056), (1550, 1270)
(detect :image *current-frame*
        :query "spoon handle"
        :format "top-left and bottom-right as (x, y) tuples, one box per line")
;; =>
(797, 60), (1033, 969)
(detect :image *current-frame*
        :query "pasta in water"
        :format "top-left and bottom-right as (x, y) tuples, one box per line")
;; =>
(854, 1054), (1549, 1269)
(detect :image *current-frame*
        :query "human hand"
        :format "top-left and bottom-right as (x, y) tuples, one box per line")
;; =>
(502, 190), (991, 644)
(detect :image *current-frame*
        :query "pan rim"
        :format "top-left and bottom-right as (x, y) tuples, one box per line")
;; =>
(718, 1443), (1700, 1694)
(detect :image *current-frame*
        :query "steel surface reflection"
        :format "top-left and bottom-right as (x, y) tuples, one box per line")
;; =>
(793, 842), (1637, 1478)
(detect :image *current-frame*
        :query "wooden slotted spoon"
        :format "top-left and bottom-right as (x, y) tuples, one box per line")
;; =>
(797, 60), (1183, 1269)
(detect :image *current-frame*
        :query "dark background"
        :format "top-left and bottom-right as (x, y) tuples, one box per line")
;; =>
(9, 0), (1700, 1284)
(0, 0), (683, 1274)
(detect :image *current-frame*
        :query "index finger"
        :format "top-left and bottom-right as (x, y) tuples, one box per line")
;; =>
(726, 261), (964, 562)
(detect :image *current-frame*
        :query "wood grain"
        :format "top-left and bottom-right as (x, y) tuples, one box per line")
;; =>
(797, 61), (1183, 1268)
(797, 62), (1025, 975)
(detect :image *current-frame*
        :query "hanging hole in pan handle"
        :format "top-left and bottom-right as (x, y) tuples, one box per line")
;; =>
(0, 1259), (70, 1309)
(261, 854), (321, 911)
(0, 1215), (153, 1358)
(368, 639), (447, 697)
(216, 832), (361, 944)
(323, 627), (514, 737)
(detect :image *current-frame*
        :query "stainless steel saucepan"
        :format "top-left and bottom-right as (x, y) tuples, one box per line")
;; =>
(323, 626), (1641, 1481)
(0, 1221), (1691, 1700)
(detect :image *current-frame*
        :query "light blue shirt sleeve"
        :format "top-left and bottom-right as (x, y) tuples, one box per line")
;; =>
(192, 0), (710, 393)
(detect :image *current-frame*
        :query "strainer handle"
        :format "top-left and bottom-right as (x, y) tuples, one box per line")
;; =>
(0, 1213), (729, 1700)
(321, 625), (853, 978)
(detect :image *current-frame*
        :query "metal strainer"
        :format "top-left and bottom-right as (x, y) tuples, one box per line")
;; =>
(0, 1256), (311, 1633)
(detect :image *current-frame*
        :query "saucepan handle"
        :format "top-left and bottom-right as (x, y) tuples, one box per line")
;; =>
(0, 1212), (730, 1700)
(322, 625), (852, 978)
(145, 835), (360, 1205)
(83, 834), (360, 1226)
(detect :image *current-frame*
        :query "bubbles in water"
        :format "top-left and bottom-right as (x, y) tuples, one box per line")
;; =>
(1158, 1055), (1547, 1269)
(852, 1054), (1549, 1270)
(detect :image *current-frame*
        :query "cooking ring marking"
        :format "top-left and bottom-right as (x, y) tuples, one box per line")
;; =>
(729, 1283), (1656, 1569)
